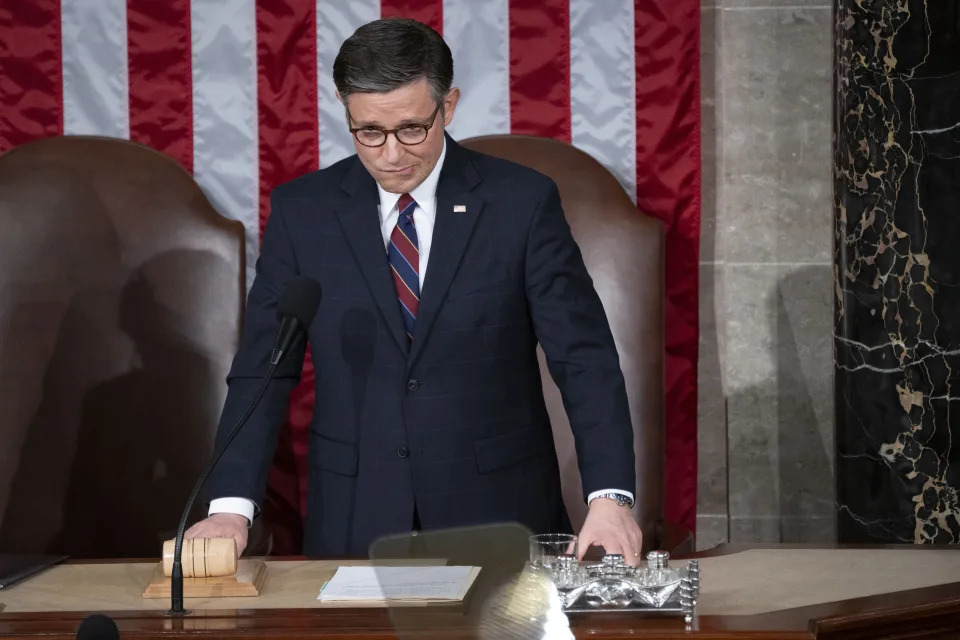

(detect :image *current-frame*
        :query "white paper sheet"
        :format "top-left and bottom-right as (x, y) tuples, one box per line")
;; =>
(318, 566), (480, 602)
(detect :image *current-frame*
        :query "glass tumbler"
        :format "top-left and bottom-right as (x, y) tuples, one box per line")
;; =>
(529, 533), (578, 571)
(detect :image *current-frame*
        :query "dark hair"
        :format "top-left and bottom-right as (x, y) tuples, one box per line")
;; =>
(333, 18), (453, 104)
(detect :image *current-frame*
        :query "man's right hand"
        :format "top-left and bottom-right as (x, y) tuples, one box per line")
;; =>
(184, 513), (250, 556)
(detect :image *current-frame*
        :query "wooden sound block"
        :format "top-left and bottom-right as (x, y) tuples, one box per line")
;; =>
(142, 559), (267, 599)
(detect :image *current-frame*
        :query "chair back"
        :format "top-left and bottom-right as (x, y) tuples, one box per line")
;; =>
(461, 135), (665, 538)
(0, 136), (245, 558)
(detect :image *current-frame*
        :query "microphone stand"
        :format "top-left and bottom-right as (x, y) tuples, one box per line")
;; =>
(168, 360), (279, 615)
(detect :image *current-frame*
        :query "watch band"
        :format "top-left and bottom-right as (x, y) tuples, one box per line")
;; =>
(590, 492), (634, 508)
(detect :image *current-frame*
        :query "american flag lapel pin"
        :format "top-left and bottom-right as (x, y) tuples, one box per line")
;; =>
(453, 205), (467, 213)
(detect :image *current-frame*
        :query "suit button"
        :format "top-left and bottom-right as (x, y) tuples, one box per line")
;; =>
(397, 446), (409, 458)
(406, 379), (420, 391)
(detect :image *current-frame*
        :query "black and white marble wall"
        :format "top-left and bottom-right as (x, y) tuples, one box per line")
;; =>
(834, 0), (960, 543)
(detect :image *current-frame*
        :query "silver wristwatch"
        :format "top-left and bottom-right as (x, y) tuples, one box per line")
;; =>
(590, 493), (634, 508)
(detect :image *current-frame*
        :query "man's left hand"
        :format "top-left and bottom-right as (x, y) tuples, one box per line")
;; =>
(576, 498), (644, 566)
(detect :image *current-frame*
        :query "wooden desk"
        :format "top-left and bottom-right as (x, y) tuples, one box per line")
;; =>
(2, 545), (960, 639)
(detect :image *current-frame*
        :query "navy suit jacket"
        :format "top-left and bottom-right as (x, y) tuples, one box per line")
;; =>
(206, 135), (636, 557)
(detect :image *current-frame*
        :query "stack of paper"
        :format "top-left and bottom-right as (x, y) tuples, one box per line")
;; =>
(318, 566), (481, 603)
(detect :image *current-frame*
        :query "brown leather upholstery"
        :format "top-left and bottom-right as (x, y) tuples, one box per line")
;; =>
(461, 135), (665, 544)
(0, 136), (245, 558)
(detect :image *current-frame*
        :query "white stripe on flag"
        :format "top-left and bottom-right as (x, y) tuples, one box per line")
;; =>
(569, 0), (636, 202)
(443, 0), (510, 140)
(61, 0), (129, 138)
(317, 0), (381, 168)
(192, 0), (260, 290)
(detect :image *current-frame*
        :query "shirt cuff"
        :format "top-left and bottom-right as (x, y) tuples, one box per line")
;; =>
(587, 489), (635, 506)
(208, 497), (256, 527)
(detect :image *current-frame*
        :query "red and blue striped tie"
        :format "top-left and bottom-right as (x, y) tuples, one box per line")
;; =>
(389, 193), (420, 341)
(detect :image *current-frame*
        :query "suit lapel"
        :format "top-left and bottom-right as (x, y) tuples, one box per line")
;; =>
(334, 160), (409, 356)
(408, 138), (484, 371)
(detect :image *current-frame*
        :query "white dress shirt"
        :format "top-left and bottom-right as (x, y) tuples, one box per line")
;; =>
(208, 138), (632, 524)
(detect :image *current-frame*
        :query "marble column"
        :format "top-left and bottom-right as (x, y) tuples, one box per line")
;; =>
(834, 0), (960, 543)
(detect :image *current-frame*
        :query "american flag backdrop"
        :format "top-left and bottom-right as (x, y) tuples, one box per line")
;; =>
(0, 0), (700, 543)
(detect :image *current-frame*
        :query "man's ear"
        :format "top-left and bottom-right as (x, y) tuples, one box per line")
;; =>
(336, 90), (344, 104)
(442, 88), (461, 126)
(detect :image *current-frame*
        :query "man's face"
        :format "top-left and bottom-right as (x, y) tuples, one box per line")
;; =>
(341, 78), (459, 194)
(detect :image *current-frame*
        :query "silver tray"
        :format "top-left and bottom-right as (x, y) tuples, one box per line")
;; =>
(536, 551), (700, 621)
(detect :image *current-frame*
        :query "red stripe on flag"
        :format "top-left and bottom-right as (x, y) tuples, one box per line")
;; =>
(0, 0), (62, 151)
(508, 0), (570, 142)
(127, 0), (193, 172)
(256, 0), (319, 237)
(256, 0), (320, 552)
(634, 0), (701, 534)
(380, 0), (443, 35)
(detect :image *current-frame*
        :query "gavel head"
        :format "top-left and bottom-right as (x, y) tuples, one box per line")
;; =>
(162, 537), (238, 578)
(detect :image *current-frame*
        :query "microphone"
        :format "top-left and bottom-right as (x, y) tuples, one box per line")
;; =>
(272, 277), (323, 365)
(168, 276), (322, 616)
(76, 614), (118, 640)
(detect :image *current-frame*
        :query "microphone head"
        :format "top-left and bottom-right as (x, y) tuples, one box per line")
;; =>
(276, 277), (323, 327)
(76, 613), (119, 640)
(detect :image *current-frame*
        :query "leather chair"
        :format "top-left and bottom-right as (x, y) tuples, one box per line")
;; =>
(461, 135), (677, 552)
(0, 136), (245, 558)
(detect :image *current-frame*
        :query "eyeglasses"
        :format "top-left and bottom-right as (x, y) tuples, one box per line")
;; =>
(348, 103), (442, 148)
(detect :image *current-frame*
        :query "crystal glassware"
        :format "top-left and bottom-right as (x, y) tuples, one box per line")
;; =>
(529, 533), (578, 571)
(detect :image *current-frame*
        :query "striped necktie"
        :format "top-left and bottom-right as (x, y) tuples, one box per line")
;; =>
(388, 193), (420, 341)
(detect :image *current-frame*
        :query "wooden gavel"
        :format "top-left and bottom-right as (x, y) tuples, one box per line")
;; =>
(161, 538), (237, 578)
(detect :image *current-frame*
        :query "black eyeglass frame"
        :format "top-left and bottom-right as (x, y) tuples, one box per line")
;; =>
(347, 102), (443, 148)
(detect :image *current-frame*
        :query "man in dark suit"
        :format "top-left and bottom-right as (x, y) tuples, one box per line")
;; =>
(187, 17), (642, 563)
